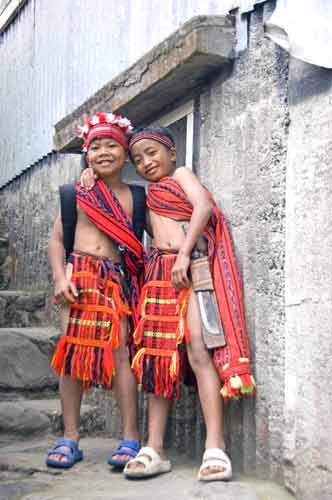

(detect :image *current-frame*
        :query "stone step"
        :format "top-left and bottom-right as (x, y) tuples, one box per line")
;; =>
(0, 290), (48, 327)
(0, 399), (105, 437)
(0, 327), (60, 392)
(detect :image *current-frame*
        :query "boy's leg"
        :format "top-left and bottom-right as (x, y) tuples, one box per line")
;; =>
(186, 290), (227, 476)
(111, 317), (140, 462)
(48, 305), (83, 463)
(126, 394), (171, 471)
(146, 394), (171, 456)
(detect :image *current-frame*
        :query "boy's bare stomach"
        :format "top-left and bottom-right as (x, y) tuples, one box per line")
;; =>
(150, 212), (207, 252)
(73, 216), (121, 261)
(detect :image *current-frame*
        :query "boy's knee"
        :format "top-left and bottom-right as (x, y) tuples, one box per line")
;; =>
(187, 340), (210, 371)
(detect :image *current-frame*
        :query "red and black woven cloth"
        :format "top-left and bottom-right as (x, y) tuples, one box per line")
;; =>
(51, 180), (145, 390)
(132, 177), (255, 402)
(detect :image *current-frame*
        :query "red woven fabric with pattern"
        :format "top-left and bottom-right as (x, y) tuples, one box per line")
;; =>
(76, 179), (145, 326)
(51, 253), (130, 390)
(141, 177), (255, 401)
(132, 251), (189, 399)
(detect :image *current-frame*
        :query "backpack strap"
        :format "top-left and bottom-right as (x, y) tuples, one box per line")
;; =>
(129, 184), (146, 242)
(59, 184), (77, 260)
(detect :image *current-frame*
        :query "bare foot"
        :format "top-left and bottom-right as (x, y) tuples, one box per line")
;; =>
(198, 448), (232, 481)
(109, 439), (140, 466)
(48, 445), (73, 464)
(126, 447), (167, 472)
(199, 460), (226, 477)
(124, 447), (172, 478)
(47, 437), (81, 466)
(112, 446), (138, 465)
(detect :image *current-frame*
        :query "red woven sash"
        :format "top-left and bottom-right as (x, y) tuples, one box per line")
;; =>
(146, 177), (255, 401)
(76, 179), (145, 326)
(76, 180), (144, 274)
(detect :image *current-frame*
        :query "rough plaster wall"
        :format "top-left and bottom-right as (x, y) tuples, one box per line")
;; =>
(0, 154), (81, 290)
(198, 3), (288, 480)
(284, 58), (332, 500)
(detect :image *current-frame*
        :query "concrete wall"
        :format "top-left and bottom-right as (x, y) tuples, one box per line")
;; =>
(198, 2), (288, 482)
(0, 154), (81, 290)
(284, 59), (332, 500)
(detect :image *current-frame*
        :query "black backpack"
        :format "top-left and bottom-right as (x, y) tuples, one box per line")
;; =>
(59, 183), (146, 260)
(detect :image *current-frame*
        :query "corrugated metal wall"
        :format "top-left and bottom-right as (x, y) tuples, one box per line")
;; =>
(0, 0), (132, 187)
(0, 0), (266, 188)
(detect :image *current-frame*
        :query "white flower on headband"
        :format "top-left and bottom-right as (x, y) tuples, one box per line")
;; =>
(77, 112), (133, 140)
(77, 124), (89, 138)
(90, 115), (100, 125)
(117, 117), (133, 131)
(105, 113), (116, 123)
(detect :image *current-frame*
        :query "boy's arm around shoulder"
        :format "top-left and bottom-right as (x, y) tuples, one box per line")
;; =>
(170, 167), (213, 289)
(48, 212), (77, 304)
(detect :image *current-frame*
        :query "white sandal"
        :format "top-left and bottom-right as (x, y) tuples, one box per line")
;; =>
(123, 446), (172, 478)
(198, 448), (232, 481)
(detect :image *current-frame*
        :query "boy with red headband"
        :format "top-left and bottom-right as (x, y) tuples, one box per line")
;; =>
(46, 113), (145, 469)
(121, 126), (255, 481)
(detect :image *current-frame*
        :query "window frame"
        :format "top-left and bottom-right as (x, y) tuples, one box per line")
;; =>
(150, 100), (194, 169)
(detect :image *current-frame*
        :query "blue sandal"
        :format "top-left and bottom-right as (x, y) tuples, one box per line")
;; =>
(107, 439), (140, 468)
(46, 438), (83, 469)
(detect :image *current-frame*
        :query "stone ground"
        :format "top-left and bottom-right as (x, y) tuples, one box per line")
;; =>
(0, 435), (294, 500)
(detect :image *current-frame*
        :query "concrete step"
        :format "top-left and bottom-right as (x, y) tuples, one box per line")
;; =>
(0, 327), (60, 392)
(0, 436), (294, 500)
(0, 399), (105, 437)
(0, 290), (48, 327)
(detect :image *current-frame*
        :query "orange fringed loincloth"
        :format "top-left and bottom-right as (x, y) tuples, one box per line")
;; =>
(131, 249), (190, 400)
(51, 252), (131, 390)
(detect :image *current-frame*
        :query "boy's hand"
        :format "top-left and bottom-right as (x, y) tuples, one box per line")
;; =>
(53, 278), (78, 304)
(80, 167), (97, 190)
(171, 253), (191, 289)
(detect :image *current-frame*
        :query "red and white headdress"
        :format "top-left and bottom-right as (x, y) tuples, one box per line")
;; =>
(77, 112), (133, 152)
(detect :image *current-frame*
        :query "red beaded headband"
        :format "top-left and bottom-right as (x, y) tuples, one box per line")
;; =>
(77, 112), (133, 152)
(128, 131), (174, 151)
(83, 124), (129, 151)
